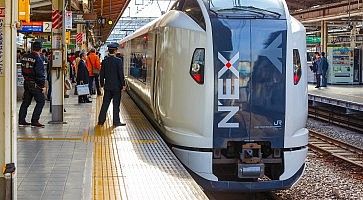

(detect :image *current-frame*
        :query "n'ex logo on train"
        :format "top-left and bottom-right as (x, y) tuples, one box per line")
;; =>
(217, 52), (239, 128)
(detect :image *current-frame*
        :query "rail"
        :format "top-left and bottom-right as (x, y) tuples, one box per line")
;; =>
(308, 130), (363, 169)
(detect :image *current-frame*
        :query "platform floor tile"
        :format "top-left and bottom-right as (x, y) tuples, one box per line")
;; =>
(90, 93), (207, 200)
(17, 93), (94, 200)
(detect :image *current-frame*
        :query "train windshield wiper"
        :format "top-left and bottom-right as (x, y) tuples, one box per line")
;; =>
(215, 6), (281, 19)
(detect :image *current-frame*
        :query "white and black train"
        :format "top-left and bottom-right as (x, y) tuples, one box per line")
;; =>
(119, 0), (308, 192)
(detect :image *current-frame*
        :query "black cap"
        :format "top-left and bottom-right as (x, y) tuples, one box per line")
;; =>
(107, 42), (119, 50)
(32, 41), (42, 50)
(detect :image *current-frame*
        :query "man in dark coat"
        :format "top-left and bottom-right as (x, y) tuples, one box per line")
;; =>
(98, 43), (126, 127)
(320, 52), (329, 87)
(18, 41), (46, 127)
(77, 52), (92, 103)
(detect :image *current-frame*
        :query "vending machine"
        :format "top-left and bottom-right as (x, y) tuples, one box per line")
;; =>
(327, 47), (354, 84)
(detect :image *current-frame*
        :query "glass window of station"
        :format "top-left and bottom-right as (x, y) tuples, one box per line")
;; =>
(208, 0), (286, 19)
(129, 34), (153, 83)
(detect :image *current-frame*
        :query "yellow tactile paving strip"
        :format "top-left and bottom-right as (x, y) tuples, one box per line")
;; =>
(92, 96), (125, 200)
(90, 93), (208, 200)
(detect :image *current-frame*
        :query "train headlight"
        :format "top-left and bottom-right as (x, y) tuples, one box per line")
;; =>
(190, 48), (205, 84)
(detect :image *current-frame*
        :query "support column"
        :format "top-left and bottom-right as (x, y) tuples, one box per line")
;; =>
(50, 0), (66, 123)
(320, 20), (328, 53)
(0, 0), (17, 198)
(350, 22), (357, 49)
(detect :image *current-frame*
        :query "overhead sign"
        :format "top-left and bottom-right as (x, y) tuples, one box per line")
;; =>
(306, 36), (321, 44)
(43, 22), (52, 32)
(65, 11), (72, 30)
(0, 8), (4, 76)
(18, 0), (30, 22)
(19, 21), (43, 33)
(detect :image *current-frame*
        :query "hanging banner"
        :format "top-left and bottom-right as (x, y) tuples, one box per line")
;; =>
(18, 0), (30, 22)
(65, 11), (73, 30)
(0, 7), (5, 76)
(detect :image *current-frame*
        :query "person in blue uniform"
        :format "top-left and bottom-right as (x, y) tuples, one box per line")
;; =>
(18, 41), (46, 128)
(320, 52), (329, 87)
(98, 43), (126, 127)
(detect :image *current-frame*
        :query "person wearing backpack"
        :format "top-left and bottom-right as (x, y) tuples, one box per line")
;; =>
(86, 48), (101, 95)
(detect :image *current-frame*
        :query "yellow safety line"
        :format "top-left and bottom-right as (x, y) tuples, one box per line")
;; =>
(93, 96), (121, 200)
(17, 137), (82, 141)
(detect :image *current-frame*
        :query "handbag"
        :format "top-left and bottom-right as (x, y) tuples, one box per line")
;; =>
(88, 57), (99, 75)
(65, 79), (72, 90)
(76, 84), (90, 95)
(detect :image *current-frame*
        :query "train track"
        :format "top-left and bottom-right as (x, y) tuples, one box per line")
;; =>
(308, 106), (363, 133)
(309, 130), (363, 169)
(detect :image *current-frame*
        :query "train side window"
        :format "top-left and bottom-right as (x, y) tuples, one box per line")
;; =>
(293, 49), (302, 85)
(129, 34), (152, 83)
(182, 0), (206, 30)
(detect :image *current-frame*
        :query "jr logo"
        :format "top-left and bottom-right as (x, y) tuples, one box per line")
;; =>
(217, 52), (239, 128)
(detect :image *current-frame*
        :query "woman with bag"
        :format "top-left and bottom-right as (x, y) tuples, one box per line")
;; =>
(77, 52), (92, 103)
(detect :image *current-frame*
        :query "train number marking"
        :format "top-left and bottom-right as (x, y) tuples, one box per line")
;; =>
(217, 52), (240, 128)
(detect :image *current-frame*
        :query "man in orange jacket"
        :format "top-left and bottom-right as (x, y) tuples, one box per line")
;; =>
(86, 48), (101, 95)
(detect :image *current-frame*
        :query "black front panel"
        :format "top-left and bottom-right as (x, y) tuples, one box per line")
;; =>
(211, 17), (287, 149)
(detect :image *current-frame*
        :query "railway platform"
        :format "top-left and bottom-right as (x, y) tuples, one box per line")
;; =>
(308, 84), (363, 112)
(16, 91), (207, 200)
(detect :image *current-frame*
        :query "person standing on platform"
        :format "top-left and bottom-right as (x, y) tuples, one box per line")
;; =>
(86, 48), (101, 96)
(320, 52), (329, 87)
(98, 43), (126, 127)
(77, 52), (92, 103)
(313, 52), (322, 88)
(18, 41), (46, 128)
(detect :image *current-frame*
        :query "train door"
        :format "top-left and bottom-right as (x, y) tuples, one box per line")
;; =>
(152, 29), (162, 122)
(212, 18), (286, 149)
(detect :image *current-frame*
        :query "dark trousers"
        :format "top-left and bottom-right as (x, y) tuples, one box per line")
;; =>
(89, 75), (100, 94)
(47, 73), (52, 100)
(98, 90), (121, 124)
(19, 82), (45, 123)
(322, 70), (327, 87)
(316, 73), (321, 88)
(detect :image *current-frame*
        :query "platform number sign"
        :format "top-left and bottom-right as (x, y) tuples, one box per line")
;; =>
(43, 22), (52, 33)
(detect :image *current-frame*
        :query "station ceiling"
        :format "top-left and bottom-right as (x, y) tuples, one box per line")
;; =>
(28, 0), (361, 43)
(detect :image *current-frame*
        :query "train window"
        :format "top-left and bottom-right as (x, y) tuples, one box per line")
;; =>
(182, 0), (206, 30)
(293, 49), (302, 85)
(129, 34), (153, 83)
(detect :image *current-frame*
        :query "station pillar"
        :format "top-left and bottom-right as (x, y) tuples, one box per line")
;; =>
(350, 22), (357, 49)
(50, 0), (66, 123)
(320, 20), (328, 53)
(0, 0), (18, 199)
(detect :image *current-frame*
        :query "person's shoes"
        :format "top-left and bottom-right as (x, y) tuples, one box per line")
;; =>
(97, 122), (104, 126)
(85, 99), (92, 103)
(78, 99), (84, 103)
(18, 121), (31, 126)
(64, 94), (70, 98)
(315, 86), (320, 88)
(31, 122), (45, 128)
(113, 122), (126, 127)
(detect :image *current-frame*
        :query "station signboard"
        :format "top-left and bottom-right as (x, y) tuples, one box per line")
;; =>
(306, 36), (321, 44)
(19, 21), (43, 33)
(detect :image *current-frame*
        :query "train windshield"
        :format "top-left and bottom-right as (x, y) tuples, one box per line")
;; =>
(208, 0), (286, 19)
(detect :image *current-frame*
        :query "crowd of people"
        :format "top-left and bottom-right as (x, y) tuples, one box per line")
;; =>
(18, 41), (126, 128)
